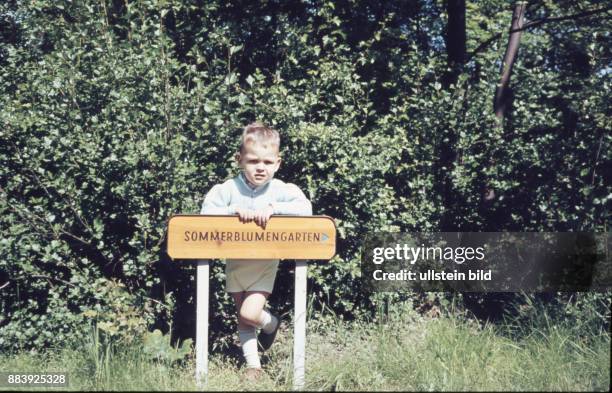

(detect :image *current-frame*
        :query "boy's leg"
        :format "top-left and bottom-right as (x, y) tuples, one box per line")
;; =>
(240, 291), (280, 354)
(231, 291), (260, 370)
(238, 291), (279, 333)
(237, 291), (268, 326)
(231, 292), (249, 330)
(231, 291), (279, 371)
(231, 291), (276, 330)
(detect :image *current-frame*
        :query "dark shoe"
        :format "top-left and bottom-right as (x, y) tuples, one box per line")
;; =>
(258, 311), (280, 351)
(242, 367), (264, 382)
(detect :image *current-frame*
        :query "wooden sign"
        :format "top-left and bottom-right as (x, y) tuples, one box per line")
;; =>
(167, 215), (336, 260)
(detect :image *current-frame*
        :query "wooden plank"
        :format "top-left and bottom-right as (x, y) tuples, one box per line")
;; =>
(167, 215), (336, 260)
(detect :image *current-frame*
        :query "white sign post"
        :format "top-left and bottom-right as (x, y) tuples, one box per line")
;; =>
(167, 215), (336, 390)
(195, 259), (309, 389)
(195, 259), (209, 387)
(293, 260), (308, 390)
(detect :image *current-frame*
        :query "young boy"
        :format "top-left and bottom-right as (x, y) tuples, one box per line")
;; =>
(200, 122), (312, 380)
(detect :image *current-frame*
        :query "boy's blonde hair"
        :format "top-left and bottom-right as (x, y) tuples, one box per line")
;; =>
(240, 122), (280, 152)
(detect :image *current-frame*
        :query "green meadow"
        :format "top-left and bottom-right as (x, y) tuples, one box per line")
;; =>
(2, 305), (609, 391)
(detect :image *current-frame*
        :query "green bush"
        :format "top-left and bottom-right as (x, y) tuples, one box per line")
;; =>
(1, 0), (610, 352)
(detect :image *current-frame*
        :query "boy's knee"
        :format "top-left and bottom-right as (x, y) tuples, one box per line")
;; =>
(239, 307), (261, 326)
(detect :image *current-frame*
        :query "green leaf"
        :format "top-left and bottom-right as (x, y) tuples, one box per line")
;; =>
(230, 45), (243, 55)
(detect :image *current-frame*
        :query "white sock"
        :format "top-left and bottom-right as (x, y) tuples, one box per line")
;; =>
(258, 310), (278, 334)
(238, 327), (260, 369)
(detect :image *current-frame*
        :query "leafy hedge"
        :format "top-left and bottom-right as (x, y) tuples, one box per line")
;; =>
(1, 0), (610, 352)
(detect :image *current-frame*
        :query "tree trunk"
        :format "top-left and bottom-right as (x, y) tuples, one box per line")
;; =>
(445, 0), (466, 87)
(480, 2), (527, 221)
(437, 0), (466, 230)
(494, 2), (527, 120)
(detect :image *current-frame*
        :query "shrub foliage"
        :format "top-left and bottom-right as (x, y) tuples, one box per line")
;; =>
(0, 0), (610, 351)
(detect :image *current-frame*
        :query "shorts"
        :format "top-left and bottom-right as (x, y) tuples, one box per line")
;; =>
(225, 259), (279, 293)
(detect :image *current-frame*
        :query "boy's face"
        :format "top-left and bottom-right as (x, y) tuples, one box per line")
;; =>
(236, 141), (281, 187)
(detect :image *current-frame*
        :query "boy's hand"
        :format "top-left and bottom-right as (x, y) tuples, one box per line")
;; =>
(254, 205), (274, 229)
(235, 206), (274, 229)
(235, 207), (255, 223)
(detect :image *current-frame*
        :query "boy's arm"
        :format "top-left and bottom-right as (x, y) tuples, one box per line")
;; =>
(200, 184), (238, 215)
(270, 184), (313, 216)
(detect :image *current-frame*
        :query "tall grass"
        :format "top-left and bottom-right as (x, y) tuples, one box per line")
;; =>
(302, 308), (609, 391)
(0, 303), (609, 391)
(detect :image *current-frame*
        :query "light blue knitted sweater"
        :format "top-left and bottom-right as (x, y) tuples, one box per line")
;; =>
(200, 172), (313, 269)
(200, 172), (312, 216)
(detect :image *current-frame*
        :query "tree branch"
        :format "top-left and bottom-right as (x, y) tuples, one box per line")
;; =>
(494, 2), (526, 119)
(0, 186), (93, 247)
(7, 139), (95, 236)
(13, 274), (77, 288)
(591, 132), (604, 186)
(522, 6), (612, 30)
(467, 6), (612, 63)
(144, 296), (172, 310)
